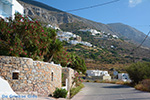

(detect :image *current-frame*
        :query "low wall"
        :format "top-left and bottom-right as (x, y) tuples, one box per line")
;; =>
(0, 56), (62, 96)
(62, 67), (75, 91)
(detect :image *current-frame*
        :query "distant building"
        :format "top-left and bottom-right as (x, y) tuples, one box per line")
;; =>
(80, 41), (92, 47)
(86, 70), (111, 80)
(86, 70), (109, 77)
(112, 35), (119, 39)
(111, 45), (115, 48)
(0, 0), (24, 19)
(69, 40), (79, 45)
(79, 28), (101, 35)
(118, 73), (130, 82)
(47, 24), (60, 30)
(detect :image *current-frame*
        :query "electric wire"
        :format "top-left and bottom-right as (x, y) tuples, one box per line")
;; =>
(65, 0), (120, 12)
(136, 31), (150, 49)
(133, 28), (150, 51)
(131, 27), (150, 62)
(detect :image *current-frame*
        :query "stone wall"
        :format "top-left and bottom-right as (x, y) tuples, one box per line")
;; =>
(0, 56), (62, 96)
(62, 67), (75, 91)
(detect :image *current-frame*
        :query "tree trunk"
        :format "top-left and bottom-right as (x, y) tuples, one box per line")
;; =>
(48, 54), (54, 63)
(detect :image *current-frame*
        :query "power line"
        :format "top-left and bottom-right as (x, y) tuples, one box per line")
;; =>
(134, 29), (150, 50)
(65, 0), (120, 12)
(136, 31), (150, 49)
(131, 27), (150, 62)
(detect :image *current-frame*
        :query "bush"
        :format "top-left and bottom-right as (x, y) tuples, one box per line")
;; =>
(135, 79), (150, 92)
(126, 62), (150, 84)
(53, 88), (68, 98)
(70, 83), (84, 98)
(0, 13), (52, 60)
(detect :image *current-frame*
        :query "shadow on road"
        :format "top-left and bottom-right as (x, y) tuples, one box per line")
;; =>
(102, 85), (130, 88)
(117, 97), (150, 100)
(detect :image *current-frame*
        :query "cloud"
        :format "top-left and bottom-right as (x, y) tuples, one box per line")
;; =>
(129, 0), (142, 7)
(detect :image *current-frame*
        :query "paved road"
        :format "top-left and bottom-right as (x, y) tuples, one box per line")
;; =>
(71, 82), (150, 100)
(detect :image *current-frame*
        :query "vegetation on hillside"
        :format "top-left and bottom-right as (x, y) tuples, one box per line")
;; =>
(61, 28), (150, 72)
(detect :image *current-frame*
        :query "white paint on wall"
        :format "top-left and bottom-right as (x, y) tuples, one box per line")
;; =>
(0, 77), (17, 98)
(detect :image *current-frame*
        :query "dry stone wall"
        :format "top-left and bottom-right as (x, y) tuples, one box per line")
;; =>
(62, 67), (75, 91)
(0, 56), (62, 96)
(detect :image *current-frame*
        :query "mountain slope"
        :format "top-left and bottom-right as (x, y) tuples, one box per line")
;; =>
(18, 0), (150, 48)
(107, 23), (150, 48)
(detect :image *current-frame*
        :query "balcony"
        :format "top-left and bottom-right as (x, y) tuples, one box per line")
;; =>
(1, 0), (12, 5)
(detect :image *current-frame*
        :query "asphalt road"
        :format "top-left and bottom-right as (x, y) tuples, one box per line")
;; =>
(71, 82), (150, 100)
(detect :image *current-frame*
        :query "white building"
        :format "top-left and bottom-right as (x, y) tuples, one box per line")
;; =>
(112, 35), (119, 39)
(80, 41), (92, 47)
(118, 73), (130, 82)
(111, 45), (114, 48)
(57, 31), (79, 38)
(47, 24), (60, 30)
(69, 40), (92, 47)
(69, 40), (79, 45)
(79, 29), (101, 35)
(86, 70), (109, 77)
(0, 0), (24, 19)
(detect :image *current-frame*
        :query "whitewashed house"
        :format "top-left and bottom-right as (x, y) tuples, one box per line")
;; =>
(79, 28), (101, 35)
(86, 70), (109, 77)
(118, 73), (130, 82)
(86, 70), (101, 76)
(112, 35), (119, 39)
(0, 0), (24, 19)
(80, 41), (92, 47)
(69, 40), (79, 45)
(86, 70), (111, 80)
(47, 24), (60, 30)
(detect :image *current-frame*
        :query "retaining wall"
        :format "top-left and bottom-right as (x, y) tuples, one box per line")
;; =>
(0, 56), (62, 96)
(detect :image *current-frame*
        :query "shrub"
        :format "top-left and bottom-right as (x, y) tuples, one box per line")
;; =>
(135, 79), (150, 92)
(0, 13), (52, 60)
(126, 62), (150, 84)
(53, 88), (68, 98)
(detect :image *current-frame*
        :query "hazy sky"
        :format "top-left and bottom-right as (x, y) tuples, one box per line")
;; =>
(35, 0), (150, 34)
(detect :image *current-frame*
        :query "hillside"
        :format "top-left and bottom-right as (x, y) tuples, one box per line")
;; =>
(63, 30), (150, 71)
(107, 23), (150, 48)
(18, 0), (150, 48)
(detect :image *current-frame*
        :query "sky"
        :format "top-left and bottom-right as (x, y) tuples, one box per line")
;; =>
(34, 0), (150, 34)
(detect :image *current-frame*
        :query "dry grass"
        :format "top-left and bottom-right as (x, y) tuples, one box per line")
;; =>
(135, 79), (150, 92)
(84, 79), (130, 85)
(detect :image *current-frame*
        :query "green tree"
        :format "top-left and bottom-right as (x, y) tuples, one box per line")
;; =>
(69, 54), (87, 74)
(126, 62), (150, 83)
(43, 28), (63, 62)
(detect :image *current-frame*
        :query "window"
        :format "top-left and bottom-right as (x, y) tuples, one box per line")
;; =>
(12, 72), (19, 80)
(12, 70), (20, 80)
(51, 72), (53, 81)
